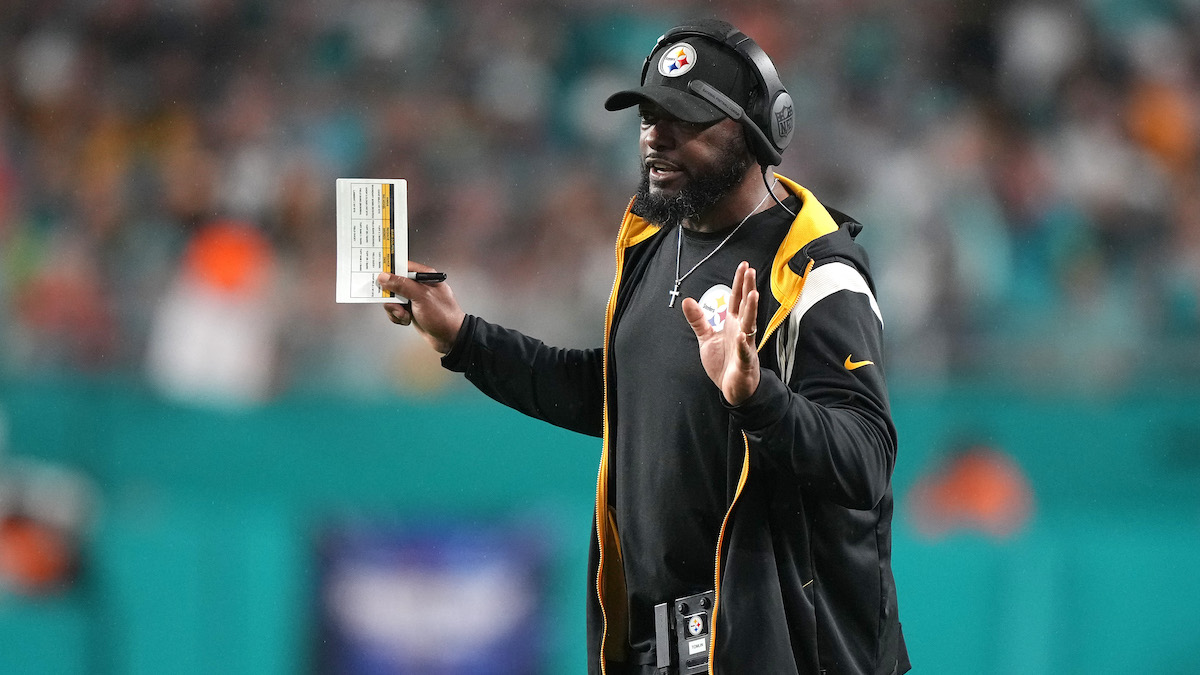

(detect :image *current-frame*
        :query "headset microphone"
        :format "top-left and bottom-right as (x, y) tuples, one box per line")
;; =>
(687, 80), (783, 168)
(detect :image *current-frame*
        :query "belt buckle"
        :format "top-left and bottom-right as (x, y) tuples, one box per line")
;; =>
(653, 590), (714, 674)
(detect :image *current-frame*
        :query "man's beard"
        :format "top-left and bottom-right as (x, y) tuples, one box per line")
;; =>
(632, 136), (754, 230)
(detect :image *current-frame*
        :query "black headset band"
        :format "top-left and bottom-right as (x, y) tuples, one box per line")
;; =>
(643, 25), (776, 94)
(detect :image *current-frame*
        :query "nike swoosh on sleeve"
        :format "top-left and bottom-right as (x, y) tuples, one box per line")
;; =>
(844, 355), (874, 370)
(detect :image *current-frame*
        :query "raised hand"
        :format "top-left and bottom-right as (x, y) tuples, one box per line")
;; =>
(681, 261), (761, 405)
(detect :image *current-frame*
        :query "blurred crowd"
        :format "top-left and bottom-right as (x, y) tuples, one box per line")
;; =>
(1, 0), (1198, 402)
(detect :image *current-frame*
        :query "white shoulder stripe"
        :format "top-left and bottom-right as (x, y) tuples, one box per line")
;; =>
(775, 262), (882, 385)
(792, 261), (883, 328)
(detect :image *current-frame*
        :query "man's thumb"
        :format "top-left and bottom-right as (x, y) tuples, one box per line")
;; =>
(681, 298), (711, 339)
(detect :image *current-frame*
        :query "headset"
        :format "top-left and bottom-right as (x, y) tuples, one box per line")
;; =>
(640, 23), (795, 168)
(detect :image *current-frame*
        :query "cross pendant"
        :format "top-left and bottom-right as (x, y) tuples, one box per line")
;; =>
(668, 283), (681, 308)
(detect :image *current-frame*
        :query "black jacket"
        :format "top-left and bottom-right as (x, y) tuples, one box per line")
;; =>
(442, 175), (909, 674)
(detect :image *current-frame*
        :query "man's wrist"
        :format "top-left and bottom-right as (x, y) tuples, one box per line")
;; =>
(725, 368), (785, 428)
(434, 312), (467, 354)
(726, 371), (760, 406)
(439, 314), (476, 370)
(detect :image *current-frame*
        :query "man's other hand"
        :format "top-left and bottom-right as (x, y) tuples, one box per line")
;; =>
(378, 262), (466, 355)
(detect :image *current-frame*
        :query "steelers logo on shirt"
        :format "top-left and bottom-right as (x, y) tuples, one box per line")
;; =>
(698, 284), (733, 332)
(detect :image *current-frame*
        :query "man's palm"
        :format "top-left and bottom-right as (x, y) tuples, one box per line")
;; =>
(682, 262), (761, 405)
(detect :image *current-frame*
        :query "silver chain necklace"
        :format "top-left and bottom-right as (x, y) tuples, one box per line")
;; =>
(667, 181), (776, 307)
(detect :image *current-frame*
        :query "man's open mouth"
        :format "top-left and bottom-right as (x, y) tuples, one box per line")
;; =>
(646, 158), (683, 181)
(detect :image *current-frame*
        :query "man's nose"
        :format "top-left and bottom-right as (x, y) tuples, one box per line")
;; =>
(644, 120), (673, 149)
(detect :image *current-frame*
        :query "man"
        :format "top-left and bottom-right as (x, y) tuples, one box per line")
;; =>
(377, 19), (909, 675)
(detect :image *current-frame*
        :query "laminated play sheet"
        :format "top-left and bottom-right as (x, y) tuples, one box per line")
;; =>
(335, 178), (408, 303)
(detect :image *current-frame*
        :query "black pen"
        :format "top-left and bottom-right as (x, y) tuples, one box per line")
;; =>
(405, 272), (447, 284)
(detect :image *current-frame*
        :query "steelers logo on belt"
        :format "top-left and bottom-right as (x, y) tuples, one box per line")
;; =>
(688, 614), (704, 636)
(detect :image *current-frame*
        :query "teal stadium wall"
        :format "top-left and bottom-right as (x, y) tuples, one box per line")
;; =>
(1, 379), (1198, 674)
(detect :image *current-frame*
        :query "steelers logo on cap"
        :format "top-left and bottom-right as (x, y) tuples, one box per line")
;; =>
(699, 284), (733, 332)
(659, 42), (697, 78)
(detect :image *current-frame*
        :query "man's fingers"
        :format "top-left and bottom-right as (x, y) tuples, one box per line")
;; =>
(740, 288), (758, 336)
(377, 271), (421, 300)
(680, 297), (712, 339)
(383, 302), (412, 325)
(407, 260), (436, 273)
(734, 286), (758, 363)
(729, 261), (748, 314)
(738, 330), (757, 361)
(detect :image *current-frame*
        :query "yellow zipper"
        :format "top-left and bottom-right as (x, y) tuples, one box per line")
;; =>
(596, 198), (641, 675)
(595, 254), (618, 675)
(709, 430), (752, 672)
(597, 197), (814, 672)
(594, 457), (610, 675)
(759, 257), (814, 351)
(708, 257), (814, 673)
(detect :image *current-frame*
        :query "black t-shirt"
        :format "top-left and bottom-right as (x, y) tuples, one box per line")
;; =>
(611, 197), (799, 658)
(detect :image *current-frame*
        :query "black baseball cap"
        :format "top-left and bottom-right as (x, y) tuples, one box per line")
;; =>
(604, 22), (756, 124)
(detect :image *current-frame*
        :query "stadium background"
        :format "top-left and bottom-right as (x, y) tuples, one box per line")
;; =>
(1, 0), (1198, 672)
